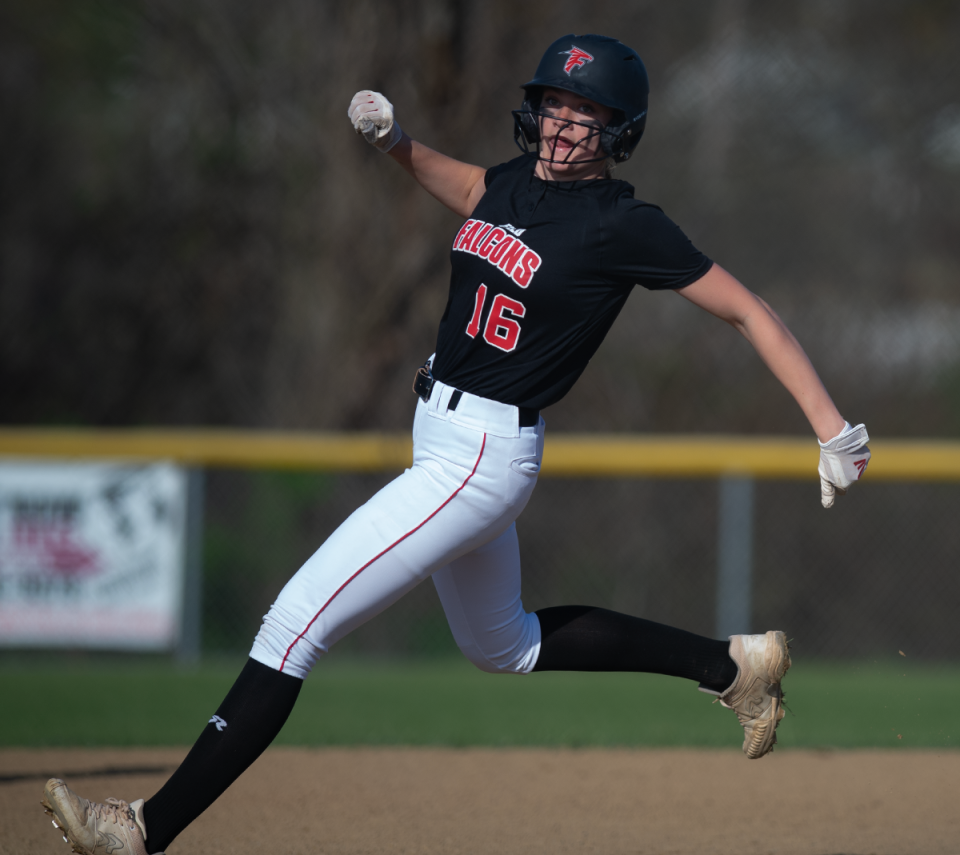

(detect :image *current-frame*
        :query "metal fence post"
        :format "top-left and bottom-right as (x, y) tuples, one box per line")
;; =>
(716, 475), (754, 639)
(177, 467), (205, 665)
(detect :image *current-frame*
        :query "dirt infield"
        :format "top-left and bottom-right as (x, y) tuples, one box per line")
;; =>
(4, 747), (958, 855)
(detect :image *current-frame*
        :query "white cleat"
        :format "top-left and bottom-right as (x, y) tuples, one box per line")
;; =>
(705, 631), (792, 759)
(41, 778), (164, 855)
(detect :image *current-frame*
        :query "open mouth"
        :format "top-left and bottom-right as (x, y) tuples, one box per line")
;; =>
(550, 133), (579, 152)
(545, 131), (597, 162)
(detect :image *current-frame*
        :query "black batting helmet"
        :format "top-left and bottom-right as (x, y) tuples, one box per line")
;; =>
(514, 33), (650, 163)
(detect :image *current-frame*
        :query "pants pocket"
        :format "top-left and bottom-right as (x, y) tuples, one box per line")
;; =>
(510, 454), (541, 477)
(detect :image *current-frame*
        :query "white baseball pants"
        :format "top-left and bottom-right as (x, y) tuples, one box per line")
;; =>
(249, 379), (545, 680)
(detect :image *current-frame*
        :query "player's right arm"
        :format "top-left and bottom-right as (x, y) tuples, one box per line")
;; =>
(388, 136), (487, 218)
(348, 90), (486, 218)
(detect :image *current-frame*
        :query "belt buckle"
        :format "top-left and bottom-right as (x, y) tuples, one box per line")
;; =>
(412, 363), (434, 402)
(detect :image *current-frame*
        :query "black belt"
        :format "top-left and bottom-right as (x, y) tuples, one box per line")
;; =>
(412, 363), (539, 427)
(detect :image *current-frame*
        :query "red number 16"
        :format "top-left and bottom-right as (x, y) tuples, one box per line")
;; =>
(466, 284), (527, 353)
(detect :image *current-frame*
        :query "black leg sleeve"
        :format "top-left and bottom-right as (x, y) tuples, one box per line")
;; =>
(532, 605), (738, 690)
(142, 658), (302, 854)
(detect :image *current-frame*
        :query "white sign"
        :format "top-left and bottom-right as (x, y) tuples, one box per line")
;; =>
(0, 461), (188, 649)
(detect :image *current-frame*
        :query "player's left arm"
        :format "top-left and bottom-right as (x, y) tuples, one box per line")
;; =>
(678, 264), (842, 441)
(677, 263), (870, 505)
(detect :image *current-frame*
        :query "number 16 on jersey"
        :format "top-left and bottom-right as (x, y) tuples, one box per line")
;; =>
(466, 284), (527, 353)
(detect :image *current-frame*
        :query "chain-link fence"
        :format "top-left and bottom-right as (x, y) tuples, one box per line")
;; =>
(200, 463), (960, 661)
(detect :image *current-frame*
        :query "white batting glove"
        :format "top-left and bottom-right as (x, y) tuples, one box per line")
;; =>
(818, 422), (871, 508)
(348, 90), (402, 152)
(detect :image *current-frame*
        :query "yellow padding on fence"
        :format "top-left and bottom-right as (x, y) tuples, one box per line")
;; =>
(0, 429), (410, 472)
(1, 428), (959, 481)
(541, 436), (960, 480)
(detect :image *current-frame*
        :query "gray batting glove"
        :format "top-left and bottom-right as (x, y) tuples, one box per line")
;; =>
(348, 90), (403, 152)
(818, 422), (871, 508)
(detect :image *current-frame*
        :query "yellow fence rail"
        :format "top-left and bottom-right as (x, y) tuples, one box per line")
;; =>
(2, 428), (959, 480)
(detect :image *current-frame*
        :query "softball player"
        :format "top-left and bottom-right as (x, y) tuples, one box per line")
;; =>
(42, 33), (870, 855)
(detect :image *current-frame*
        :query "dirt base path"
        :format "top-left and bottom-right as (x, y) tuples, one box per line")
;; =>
(4, 747), (958, 854)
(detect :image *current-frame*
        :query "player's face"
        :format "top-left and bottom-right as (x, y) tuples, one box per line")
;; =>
(536, 87), (615, 180)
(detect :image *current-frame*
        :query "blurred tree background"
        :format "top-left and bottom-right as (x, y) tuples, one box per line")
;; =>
(2, 0), (960, 435)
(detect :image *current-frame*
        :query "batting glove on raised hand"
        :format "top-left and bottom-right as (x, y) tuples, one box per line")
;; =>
(348, 90), (402, 152)
(818, 422), (870, 508)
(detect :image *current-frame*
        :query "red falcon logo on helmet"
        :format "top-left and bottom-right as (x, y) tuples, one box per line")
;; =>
(560, 46), (594, 75)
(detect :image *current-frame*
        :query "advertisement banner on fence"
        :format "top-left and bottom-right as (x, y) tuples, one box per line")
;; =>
(0, 460), (188, 649)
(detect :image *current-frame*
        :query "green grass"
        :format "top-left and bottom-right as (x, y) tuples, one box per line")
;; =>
(2, 656), (957, 749)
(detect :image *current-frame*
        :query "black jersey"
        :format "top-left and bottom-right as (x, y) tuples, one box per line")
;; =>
(431, 155), (712, 410)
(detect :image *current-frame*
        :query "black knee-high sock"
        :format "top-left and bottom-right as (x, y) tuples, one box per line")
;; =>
(532, 605), (738, 691)
(141, 659), (302, 854)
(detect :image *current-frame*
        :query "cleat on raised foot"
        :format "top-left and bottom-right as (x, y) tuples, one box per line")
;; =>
(709, 631), (791, 759)
(40, 778), (164, 855)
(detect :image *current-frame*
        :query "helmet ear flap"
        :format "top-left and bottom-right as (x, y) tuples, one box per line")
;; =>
(600, 124), (621, 159)
(518, 97), (541, 144)
(600, 110), (647, 162)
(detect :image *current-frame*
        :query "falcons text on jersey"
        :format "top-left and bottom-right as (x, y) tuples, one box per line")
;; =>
(452, 219), (543, 289)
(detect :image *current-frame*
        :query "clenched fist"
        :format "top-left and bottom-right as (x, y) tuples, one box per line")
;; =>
(348, 90), (402, 152)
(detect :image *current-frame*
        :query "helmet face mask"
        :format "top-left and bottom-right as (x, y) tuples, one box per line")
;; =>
(514, 34), (650, 166)
(512, 101), (611, 166)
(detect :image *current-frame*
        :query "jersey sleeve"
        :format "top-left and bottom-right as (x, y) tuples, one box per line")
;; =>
(603, 199), (713, 291)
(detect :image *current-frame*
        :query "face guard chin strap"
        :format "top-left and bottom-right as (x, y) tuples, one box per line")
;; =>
(512, 108), (610, 166)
